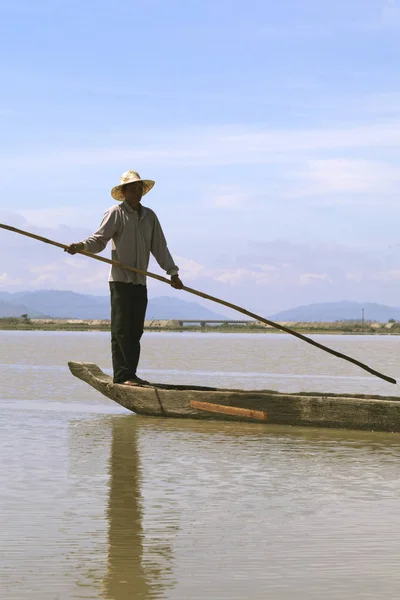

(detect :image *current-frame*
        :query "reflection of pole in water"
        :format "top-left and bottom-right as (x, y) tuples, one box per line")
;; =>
(104, 417), (175, 600)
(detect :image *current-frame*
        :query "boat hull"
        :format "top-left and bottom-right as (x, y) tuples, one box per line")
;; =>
(68, 361), (400, 433)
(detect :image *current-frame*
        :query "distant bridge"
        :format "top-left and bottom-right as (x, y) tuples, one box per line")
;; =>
(177, 319), (256, 327)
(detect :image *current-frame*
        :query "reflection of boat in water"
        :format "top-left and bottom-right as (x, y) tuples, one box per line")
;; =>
(104, 417), (175, 600)
(69, 361), (400, 433)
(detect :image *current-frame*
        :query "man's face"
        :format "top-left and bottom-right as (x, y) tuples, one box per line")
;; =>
(122, 181), (144, 208)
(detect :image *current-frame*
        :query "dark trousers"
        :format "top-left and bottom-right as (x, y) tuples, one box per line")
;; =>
(110, 282), (148, 384)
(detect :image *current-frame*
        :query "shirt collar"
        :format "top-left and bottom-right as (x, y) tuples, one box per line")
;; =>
(122, 201), (148, 218)
(122, 201), (133, 213)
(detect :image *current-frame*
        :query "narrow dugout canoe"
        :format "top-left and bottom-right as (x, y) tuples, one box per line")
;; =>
(68, 361), (400, 433)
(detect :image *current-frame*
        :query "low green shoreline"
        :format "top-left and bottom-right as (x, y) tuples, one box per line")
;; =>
(1, 317), (400, 335)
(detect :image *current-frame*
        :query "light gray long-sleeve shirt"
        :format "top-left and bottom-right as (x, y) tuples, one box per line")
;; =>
(81, 201), (179, 284)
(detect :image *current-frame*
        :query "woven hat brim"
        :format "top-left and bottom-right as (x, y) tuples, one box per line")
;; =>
(111, 179), (155, 201)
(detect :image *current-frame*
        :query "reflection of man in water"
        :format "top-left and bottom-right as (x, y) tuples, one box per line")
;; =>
(105, 418), (174, 599)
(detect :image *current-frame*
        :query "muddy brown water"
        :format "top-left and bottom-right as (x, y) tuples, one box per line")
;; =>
(1, 331), (400, 599)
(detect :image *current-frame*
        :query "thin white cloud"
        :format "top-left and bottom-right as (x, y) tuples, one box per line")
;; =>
(214, 266), (333, 288)
(2, 121), (400, 215)
(0, 272), (24, 287)
(207, 186), (247, 209)
(371, 269), (400, 282)
(4, 211), (400, 313)
(18, 207), (98, 228)
(30, 263), (59, 275)
(215, 268), (278, 285)
(253, 264), (280, 272)
(2, 122), (400, 172)
(299, 273), (332, 285)
(173, 257), (207, 280)
(289, 159), (400, 201)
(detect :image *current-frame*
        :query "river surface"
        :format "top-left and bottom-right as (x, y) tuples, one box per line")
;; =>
(1, 331), (400, 599)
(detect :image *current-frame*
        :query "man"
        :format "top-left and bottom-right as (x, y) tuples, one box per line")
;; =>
(65, 170), (183, 387)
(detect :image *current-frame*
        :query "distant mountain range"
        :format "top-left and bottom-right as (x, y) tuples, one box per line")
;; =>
(1, 293), (399, 323)
(270, 301), (400, 323)
(0, 290), (227, 320)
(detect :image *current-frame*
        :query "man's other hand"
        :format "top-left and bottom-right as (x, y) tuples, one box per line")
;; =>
(64, 242), (84, 255)
(170, 274), (183, 289)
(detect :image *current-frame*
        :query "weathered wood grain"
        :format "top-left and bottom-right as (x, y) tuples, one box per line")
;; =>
(68, 361), (400, 433)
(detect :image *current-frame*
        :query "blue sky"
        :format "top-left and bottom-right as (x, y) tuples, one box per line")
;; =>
(1, 0), (400, 315)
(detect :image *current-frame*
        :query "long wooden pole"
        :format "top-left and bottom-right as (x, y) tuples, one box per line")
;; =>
(0, 222), (396, 385)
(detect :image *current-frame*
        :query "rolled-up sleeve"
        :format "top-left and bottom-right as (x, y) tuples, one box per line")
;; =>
(81, 208), (120, 254)
(151, 215), (179, 276)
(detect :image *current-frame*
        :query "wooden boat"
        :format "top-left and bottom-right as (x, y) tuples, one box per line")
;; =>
(68, 362), (400, 432)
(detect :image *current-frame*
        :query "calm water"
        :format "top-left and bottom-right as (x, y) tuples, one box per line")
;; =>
(1, 331), (400, 599)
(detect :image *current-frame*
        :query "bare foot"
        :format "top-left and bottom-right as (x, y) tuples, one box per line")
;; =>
(122, 376), (150, 387)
